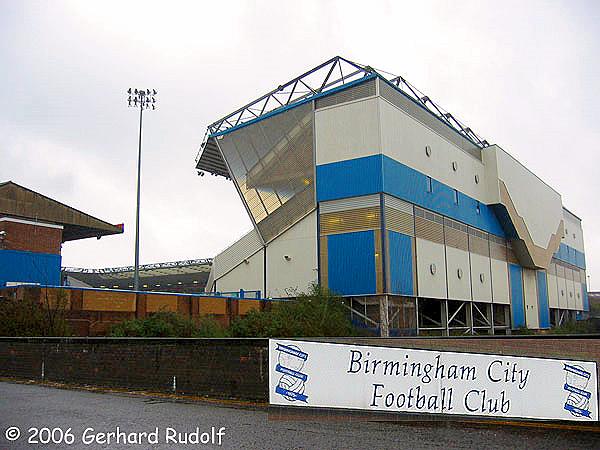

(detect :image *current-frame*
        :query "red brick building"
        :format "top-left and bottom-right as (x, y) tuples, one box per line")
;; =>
(0, 181), (123, 287)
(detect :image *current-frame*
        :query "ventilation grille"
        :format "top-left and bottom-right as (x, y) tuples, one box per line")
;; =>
(379, 80), (407, 112)
(444, 217), (469, 234)
(489, 241), (507, 261)
(384, 195), (413, 214)
(385, 207), (414, 236)
(415, 216), (444, 244)
(315, 79), (377, 109)
(469, 234), (490, 257)
(415, 206), (444, 224)
(444, 226), (468, 252)
(320, 236), (328, 288)
(257, 188), (315, 243)
(320, 206), (381, 235)
(320, 194), (379, 214)
(217, 101), (315, 243)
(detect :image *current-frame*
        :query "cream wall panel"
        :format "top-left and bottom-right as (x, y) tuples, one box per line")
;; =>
(558, 275), (568, 309)
(215, 249), (264, 293)
(213, 229), (263, 280)
(445, 246), (471, 301)
(484, 145), (563, 250)
(523, 269), (540, 329)
(416, 238), (447, 299)
(547, 273), (560, 309)
(490, 259), (510, 305)
(378, 98), (488, 202)
(562, 209), (585, 253)
(267, 211), (318, 298)
(566, 278), (576, 310)
(574, 282), (584, 311)
(470, 253), (492, 303)
(315, 98), (380, 165)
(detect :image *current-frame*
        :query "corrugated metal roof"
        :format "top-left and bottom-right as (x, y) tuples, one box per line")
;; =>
(0, 181), (123, 241)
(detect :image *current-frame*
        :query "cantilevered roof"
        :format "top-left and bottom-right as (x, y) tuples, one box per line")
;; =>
(196, 56), (489, 178)
(63, 259), (212, 293)
(0, 181), (124, 241)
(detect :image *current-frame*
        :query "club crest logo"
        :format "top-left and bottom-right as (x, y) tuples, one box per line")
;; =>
(274, 343), (309, 403)
(563, 364), (592, 419)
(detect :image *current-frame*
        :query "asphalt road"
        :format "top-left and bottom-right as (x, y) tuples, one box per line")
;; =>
(0, 382), (598, 450)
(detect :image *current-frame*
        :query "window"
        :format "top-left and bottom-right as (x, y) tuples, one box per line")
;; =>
(476, 201), (481, 214)
(453, 189), (459, 204)
(426, 176), (432, 193)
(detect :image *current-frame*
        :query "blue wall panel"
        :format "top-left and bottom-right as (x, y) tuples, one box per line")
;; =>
(576, 250), (586, 270)
(536, 271), (550, 329)
(327, 231), (376, 296)
(382, 156), (505, 236)
(553, 243), (586, 270)
(509, 264), (525, 328)
(316, 154), (382, 202)
(316, 154), (505, 237)
(0, 249), (61, 287)
(388, 231), (413, 296)
(582, 284), (589, 312)
(567, 246), (577, 266)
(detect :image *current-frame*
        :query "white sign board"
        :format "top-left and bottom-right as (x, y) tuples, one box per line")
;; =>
(269, 339), (598, 421)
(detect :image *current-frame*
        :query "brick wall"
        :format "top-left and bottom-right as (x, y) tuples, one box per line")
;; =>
(0, 338), (268, 401)
(0, 337), (598, 404)
(0, 220), (62, 254)
(0, 286), (263, 335)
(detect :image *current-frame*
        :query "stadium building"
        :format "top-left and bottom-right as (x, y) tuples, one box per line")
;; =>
(63, 259), (212, 294)
(196, 57), (589, 335)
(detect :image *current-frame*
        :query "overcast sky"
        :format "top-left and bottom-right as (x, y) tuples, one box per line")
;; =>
(1, 1), (599, 287)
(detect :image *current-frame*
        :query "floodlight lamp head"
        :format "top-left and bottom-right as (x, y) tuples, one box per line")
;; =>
(127, 88), (132, 94)
(152, 89), (157, 95)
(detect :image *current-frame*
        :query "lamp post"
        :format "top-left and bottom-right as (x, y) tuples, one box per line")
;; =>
(127, 88), (157, 291)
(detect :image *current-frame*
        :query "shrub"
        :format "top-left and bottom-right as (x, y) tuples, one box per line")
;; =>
(230, 284), (355, 337)
(550, 320), (597, 335)
(0, 289), (71, 336)
(108, 311), (228, 337)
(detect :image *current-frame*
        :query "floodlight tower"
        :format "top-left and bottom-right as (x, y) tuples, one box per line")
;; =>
(127, 88), (157, 291)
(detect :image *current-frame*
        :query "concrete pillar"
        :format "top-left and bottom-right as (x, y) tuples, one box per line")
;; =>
(379, 295), (390, 337)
